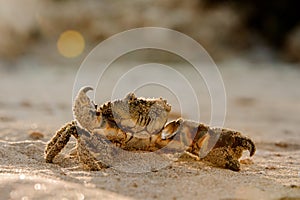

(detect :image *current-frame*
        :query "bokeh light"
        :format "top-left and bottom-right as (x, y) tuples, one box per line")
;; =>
(57, 30), (85, 58)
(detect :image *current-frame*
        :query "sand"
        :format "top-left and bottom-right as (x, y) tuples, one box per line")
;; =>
(0, 58), (299, 200)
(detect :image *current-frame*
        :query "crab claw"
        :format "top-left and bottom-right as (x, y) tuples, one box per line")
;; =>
(213, 129), (256, 157)
(234, 135), (256, 157)
(202, 129), (256, 171)
(73, 86), (102, 132)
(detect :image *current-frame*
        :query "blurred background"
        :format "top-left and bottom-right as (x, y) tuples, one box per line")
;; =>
(1, 0), (300, 63)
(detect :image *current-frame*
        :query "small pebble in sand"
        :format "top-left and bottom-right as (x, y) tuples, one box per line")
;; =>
(131, 182), (138, 188)
(28, 131), (44, 140)
(151, 168), (159, 172)
(275, 142), (288, 148)
(20, 100), (32, 108)
(235, 97), (256, 106)
(265, 166), (277, 170)
(0, 116), (15, 122)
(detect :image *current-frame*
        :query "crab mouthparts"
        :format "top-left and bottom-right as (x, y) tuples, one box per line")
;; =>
(73, 86), (102, 132)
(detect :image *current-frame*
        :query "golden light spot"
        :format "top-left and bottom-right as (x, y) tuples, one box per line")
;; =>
(57, 30), (85, 58)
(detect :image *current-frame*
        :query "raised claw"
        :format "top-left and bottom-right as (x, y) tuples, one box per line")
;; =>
(81, 86), (94, 94)
(73, 86), (102, 132)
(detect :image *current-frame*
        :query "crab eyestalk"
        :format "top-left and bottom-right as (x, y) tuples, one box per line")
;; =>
(73, 86), (102, 132)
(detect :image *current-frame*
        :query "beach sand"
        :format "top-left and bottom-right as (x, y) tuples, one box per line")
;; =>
(0, 58), (299, 199)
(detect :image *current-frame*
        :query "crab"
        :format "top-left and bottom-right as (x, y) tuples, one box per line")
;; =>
(45, 86), (255, 171)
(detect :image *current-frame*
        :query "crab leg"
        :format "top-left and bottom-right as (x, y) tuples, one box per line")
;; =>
(45, 120), (109, 170)
(45, 121), (76, 163)
(75, 132), (109, 170)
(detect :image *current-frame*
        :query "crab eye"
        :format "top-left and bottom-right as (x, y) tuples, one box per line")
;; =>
(96, 111), (101, 116)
